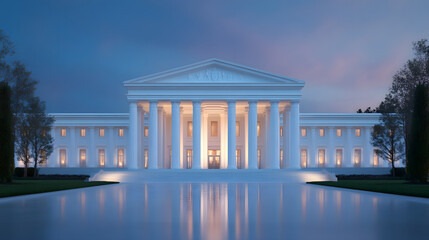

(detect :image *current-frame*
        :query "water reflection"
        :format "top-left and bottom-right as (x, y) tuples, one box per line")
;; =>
(2, 182), (429, 240)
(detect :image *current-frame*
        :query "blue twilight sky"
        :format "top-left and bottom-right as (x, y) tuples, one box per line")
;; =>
(1, 0), (428, 113)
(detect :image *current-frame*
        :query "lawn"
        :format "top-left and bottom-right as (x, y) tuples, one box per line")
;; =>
(308, 180), (429, 198)
(0, 180), (118, 198)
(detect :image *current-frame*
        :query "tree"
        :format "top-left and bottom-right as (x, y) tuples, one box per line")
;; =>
(371, 110), (405, 176)
(15, 113), (32, 177)
(28, 97), (54, 177)
(406, 83), (429, 182)
(0, 82), (14, 182)
(357, 106), (379, 113)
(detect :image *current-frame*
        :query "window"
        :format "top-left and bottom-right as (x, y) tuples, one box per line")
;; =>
(99, 128), (105, 137)
(236, 149), (241, 169)
(186, 149), (193, 169)
(118, 149), (124, 168)
(211, 121), (218, 137)
(60, 149), (66, 167)
(354, 149), (362, 167)
(301, 149), (308, 168)
(187, 121), (193, 137)
(301, 128), (307, 137)
(280, 149), (284, 164)
(336, 149), (343, 167)
(79, 149), (86, 167)
(319, 128), (325, 137)
(61, 128), (66, 137)
(336, 128), (342, 137)
(236, 121), (240, 137)
(257, 122), (261, 137)
(118, 128), (124, 137)
(280, 126), (283, 137)
(355, 128), (361, 137)
(99, 149), (105, 167)
(318, 149), (325, 167)
(373, 150), (379, 167)
(80, 128), (86, 137)
(144, 126), (149, 137)
(144, 149), (149, 169)
(257, 149), (261, 169)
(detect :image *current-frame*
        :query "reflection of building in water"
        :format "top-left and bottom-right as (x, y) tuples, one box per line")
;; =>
(200, 184), (229, 240)
(180, 184), (193, 240)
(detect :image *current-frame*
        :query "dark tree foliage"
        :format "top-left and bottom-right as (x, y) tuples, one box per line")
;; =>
(357, 107), (380, 113)
(406, 83), (429, 182)
(0, 82), (15, 182)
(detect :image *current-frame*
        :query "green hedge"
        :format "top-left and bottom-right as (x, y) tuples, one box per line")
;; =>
(14, 168), (39, 177)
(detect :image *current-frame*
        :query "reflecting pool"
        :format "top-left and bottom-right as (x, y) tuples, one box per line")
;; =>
(1, 183), (429, 240)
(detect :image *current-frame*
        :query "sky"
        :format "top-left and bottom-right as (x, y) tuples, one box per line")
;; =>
(1, 0), (428, 113)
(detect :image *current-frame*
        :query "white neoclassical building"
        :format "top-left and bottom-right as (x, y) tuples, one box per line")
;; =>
(22, 59), (400, 174)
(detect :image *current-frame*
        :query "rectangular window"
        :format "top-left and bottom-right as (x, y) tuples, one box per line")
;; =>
(236, 121), (240, 137)
(257, 122), (261, 137)
(301, 128), (307, 137)
(144, 149), (149, 169)
(60, 149), (66, 167)
(373, 150), (379, 167)
(355, 128), (361, 137)
(257, 149), (261, 169)
(80, 128), (86, 137)
(186, 149), (193, 169)
(336, 128), (342, 137)
(144, 126), (149, 137)
(301, 149), (307, 168)
(354, 149), (362, 167)
(98, 149), (105, 167)
(187, 121), (193, 137)
(99, 128), (105, 137)
(236, 149), (241, 169)
(118, 149), (124, 168)
(319, 128), (325, 137)
(280, 126), (283, 137)
(79, 149), (86, 167)
(280, 149), (284, 164)
(318, 149), (325, 167)
(61, 128), (67, 137)
(118, 128), (124, 137)
(336, 149), (343, 167)
(211, 121), (218, 137)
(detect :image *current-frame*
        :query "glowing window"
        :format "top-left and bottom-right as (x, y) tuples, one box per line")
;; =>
(236, 149), (241, 169)
(98, 149), (105, 167)
(60, 149), (66, 167)
(336, 149), (343, 167)
(257, 122), (261, 137)
(257, 149), (261, 169)
(144, 149), (149, 169)
(187, 121), (193, 137)
(355, 128), (361, 137)
(301, 128), (307, 137)
(144, 126), (149, 137)
(319, 128), (325, 137)
(118, 149), (124, 168)
(186, 149), (193, 169)
(336, 128), (342, 137)
(79, 149), (86, 167)
(119, 128), (124, 137)
(211, 121), (218, 137)
(236, 121), (240, 137)
(354, 149), (362, 167)
(61, 128), (66, 137)
(318, 149), (325, 167)
(300, 149), (307, 168)
(80, 128), (86, 137)
(280, 126), (283, 137)
(280, 149), (284, 164)
(99, 128), (105, 137)
(373, 150), (379, 167)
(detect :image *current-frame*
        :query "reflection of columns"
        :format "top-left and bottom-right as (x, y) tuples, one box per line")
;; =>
(328, 126), (335, 167)
(148, 101), (158, 169)
(227, 100), (237, 169)
(89, 126), (95, 167)
(282, 109), (289, 169)
(248, 101), (258, 169)
(220, 110), (228, 169)
(129, 102), (138, 169)
(269, 100), (280, 169)
(289, 101), (301, 168)
(171, 101), (181, 169)
(192, 101), (201, 169)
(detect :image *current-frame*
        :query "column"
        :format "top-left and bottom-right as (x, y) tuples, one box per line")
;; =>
(289, 101), (301, 169)
(171, 100), (181, 169)
(227, 100), (237, 169)
(158, 107), (164, 168)
(129, 102), (138, 169)
(248, 101), (258, 169)
(48, 128), (56, 167)
(244, 107), (249, 169)
(345, 127), (353, 167)
(264, 107), (270, 169)
(220, 110), (228, 169)
(201, 110), (208, 169)
(269, 101), (280, 169)
(179, 107), (184, 168)
(70, 127), (76, 167)
(363, 126), (372, 167)
(310, 127), (316, 167)
(192, 100), (201, 169)
(282, 109), (289, 169)
(137, 106), (143, 168)
(148, 101), (158, 169)
(108, 127), (114, 167)
(328, 126), (335, 167)
(89, 126), (95, 167)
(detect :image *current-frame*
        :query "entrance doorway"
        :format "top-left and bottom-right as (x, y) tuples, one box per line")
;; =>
(208, 150), (221, 169)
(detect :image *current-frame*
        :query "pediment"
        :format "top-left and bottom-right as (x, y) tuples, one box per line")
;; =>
(124, 59), (304, 85)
